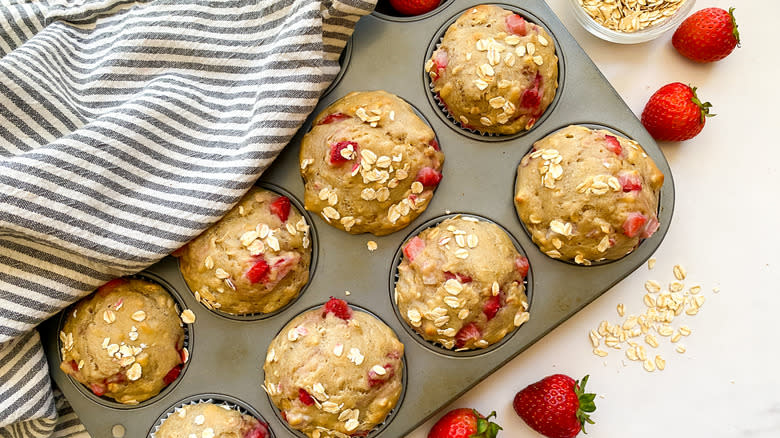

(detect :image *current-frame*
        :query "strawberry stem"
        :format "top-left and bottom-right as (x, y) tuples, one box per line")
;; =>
(472, 410), (502, 438)
(729, 7), (740, 47)
(689, 86), (715, 123)
(575, 375), (597, 434)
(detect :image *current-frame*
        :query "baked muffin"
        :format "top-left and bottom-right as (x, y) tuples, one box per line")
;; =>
(394, 216), (530, 350)
(177, 187), (312, 315)
(155, 401), (270, 438)
(263, 298), (404, 437)
(514, 125), (664, 264)
(59, 278), (185, 404)
(299, 90), (444, 236)
(426, 4), (558, 135)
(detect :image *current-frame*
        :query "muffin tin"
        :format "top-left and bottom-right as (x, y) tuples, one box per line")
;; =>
(40, 1), (675, 437)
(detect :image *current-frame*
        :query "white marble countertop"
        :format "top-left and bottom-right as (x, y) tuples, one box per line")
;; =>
(408, 0), (780, 436)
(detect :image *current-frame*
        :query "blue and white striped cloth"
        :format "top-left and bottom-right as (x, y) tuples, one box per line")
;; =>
(0, 1), (375, 436)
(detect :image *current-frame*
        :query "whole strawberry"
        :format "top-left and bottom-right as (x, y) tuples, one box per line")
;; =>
(673, 7), (740, 63)
(641, 82), (714, 142)
(513, 374), (596, 438)
(388, 0), (440, 16)
(428, 408), (502, 438)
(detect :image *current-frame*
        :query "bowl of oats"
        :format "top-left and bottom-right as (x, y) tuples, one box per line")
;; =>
(568, 0), (696, 44)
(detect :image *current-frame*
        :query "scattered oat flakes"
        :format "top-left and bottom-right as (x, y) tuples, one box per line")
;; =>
(180, 309), (196, 324)
(647, 258), (656, 269)
(366, 240), (378, 252)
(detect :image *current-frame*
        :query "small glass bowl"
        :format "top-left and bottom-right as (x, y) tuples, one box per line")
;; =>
(567, 0), (696, 44)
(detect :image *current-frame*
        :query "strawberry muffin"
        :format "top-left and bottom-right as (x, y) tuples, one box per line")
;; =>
(299, 90), (444, 236)
(394, 216), (530, 350)
(263, 298), (404, 437)
(426, 4), (558, 135)
(177, 187), (312, 315)
(59, 278), (186, 404)
(154, 401), (270, 438)
(514, 125), (664, 264)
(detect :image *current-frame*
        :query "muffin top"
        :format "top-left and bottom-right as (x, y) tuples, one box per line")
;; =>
(155, 402), (270, 438)
(427, 4), (558, 135)
(59, 278), (185, 404)
(514, 125), (664, 264)
(394, 216), (530, 350)
(177, 187), (312, 315)
(299, 90), (444, 236)
(263, 298), (404, 437)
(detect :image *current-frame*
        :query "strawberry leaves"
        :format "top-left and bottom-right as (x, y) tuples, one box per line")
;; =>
(574, 375), (597, 434)
(474, 410), (502, 438)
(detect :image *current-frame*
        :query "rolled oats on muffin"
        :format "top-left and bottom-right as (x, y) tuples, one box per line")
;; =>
(177, 187), (312, 315)
(299, 90), (444, 236)
(394, 216), (530, 350)
(59, 278), (185, 404)
(155, 401), (270, 438)
(427, 4), (558, 135)
(263, 298), (404, 437)
(514, 125), (664, 264)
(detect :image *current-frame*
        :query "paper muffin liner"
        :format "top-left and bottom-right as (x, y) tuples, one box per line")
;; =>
(390, 213), (532, 357)
(149, 395), (272, 438)
(57, 274), (192, 409)
(263, 303), (406, 438)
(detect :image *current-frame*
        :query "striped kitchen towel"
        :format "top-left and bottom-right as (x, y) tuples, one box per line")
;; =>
(0, 0), (375, 436)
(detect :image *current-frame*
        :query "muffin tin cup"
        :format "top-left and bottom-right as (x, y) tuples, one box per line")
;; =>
(175, 181), (320, 322)
(41, 1), (674, 437)
(262, 302), (408, 438)
(389, 213), (533, 358)
(513, 122), (666, 267)
(424, 3), (566, 141)
(148, 394), (275, 438)
(54, 273), (193, 410)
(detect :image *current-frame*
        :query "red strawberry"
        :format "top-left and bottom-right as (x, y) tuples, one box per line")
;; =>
(444, 271), (472, 283)
(318, 112), (350, 125)
(162, 365), (182, 385)
(89, 382), (107, 397)
(246, 258), (270, 284)
(513, 374), (597, 438)
(429, 50), (449, 81)
(622, 212), (647, 238)
(483, 293), (503, 320)
(428, 408), (502, 438)
(673, 7), (740, 63)
(618, 171), (642, 192)
(429, 138), (441, 151)
(97, 278), (126, 296)
(367, 364), (394, 387)
(298, 388), (315, 406)
(329, 141), (358, 165)
(520, 73), (542, 109)
(322, 297), (352, 320)
(515, 256), (529, 279)
(403, 236), (425, 262)
(415, 167), (442, 187)
(454, 322), (482, 348)
(506, 14), (527, 36)
(641, 214), (660, 239)
(269, 196), (291, 222)
(603, 135), (622, 156)
(389, 0), (440, 16)
(244, 423), (270, 438)
(641, 83), (714, 141)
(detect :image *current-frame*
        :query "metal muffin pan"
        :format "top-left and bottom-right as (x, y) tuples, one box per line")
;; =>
(40, 0), (675, 436)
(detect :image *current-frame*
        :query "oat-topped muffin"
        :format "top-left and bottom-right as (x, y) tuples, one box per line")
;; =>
(155, 401), (270, 438)
(514, 125), (664, 264)
(426, 4), (558, 135)
(394, 216), (530, 350)
(177, 187), (312, 315)
(299, 90), (444, 236)
(59, 278), (185, 404)
(263, 298), (404, 437)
